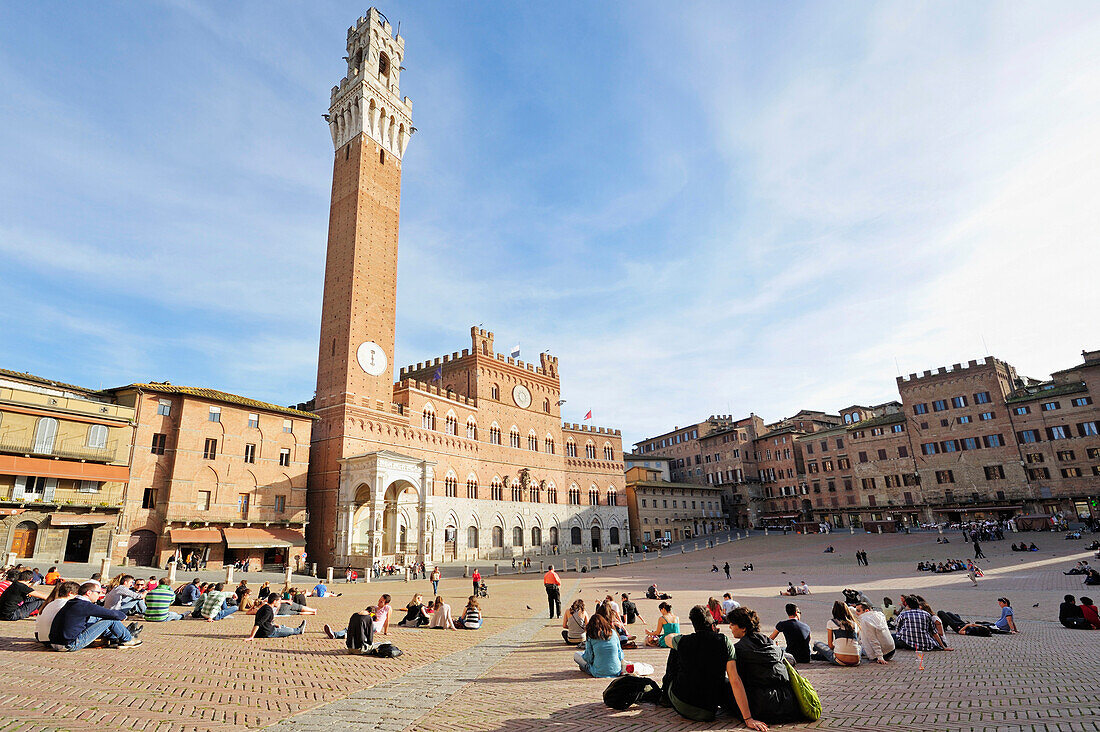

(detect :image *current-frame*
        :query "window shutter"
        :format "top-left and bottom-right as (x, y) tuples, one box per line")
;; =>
(12, 476), (27, 500)
(44, 478), (58, 502)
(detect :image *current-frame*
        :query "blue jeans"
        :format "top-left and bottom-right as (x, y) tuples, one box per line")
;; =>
(213, 604), (237, 621)
(64, 619), (132, 651)
(432, 580), (439, 595)
(333, 628), (347, 639)
(267, 625), (304, 638)
(118, 598), (147, 615)
(148, 611), (183, 622)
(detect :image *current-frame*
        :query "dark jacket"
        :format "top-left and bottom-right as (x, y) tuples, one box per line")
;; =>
(733, 632), (800, 723)
(346, 611), (375, 651)
(49, 597), (126, 645)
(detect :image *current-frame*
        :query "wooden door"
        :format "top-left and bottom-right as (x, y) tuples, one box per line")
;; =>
(12, 522), (38, 558)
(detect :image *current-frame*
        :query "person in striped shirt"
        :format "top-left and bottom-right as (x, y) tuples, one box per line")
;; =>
(144, 578), (183, 622)
(200, 583), (237, 621)
(455, 596), (482, 629)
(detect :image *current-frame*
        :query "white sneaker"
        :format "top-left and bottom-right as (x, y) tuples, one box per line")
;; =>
(628, 662), (654, 675)
(117, 639), (143, 648)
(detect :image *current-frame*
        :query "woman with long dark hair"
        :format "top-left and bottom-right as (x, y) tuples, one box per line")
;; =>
(811, 600), (861, 665)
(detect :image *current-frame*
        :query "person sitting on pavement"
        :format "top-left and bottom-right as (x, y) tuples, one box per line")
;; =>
(914, 596), (954, 649)
(428, 595), (456, 630)
(728, 606), (801, 727)
(882, 597), (897, 626)
(176, 579), (201, 607)
(707, 597), (725, 624)
(796, 581), (810, 595)
(562, 599), (588, 645)
(1059, 595), (1088, 628)
(144, 578), (183, 622)
(398, 593), (431, 627)
(43, 567), (61, 586)
(780, 582), (798, 597)
(854, 602), (895, 663)
(720, 593), (741, 616)
(811, 601), (861, 666)
(989, 597), (1018, 634)
(369, 594), (391, 635)
(1084, 569), (1100, 586)
(199, 583), (238, 622)
(893, 595), (948, 650)
(247, 593), (306, 640)
(311, 581), (338, 598)
(0, 569), (51, 621)
(35, 581), (80, 644)
(645, 602), (680, 648)
(103, 575), (147, 617)
(646, 583), (671, 600)
(49, 581), (142, 651)
(573, 612), (624, 678)
(769, 603), (811, 664)
(454, 596), (482, 629)
(1064, 561), (1089, 576)
(1079, 597), (1100, 629)
(256, 582), (272, 601)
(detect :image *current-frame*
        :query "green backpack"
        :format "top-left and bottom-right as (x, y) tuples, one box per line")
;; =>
(785, 660), (822, 721)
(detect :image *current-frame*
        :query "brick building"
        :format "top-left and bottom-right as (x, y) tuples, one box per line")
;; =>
(0, 370), (134, 565)
(306, 11), (626, 571)
(108, 384), (315, 570)
(634, 416), (736, 484)
(623, 466), (727, 549)
(696, 415), (764, 528)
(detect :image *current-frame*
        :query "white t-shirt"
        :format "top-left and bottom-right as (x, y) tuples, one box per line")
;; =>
(721, 598), (740, 614)
(604, 600), (621, 616)
(372, 604), (390, 633)
(35, 597), (71, 643)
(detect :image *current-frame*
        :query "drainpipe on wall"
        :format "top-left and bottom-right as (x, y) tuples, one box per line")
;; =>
(114, 387), (144, 565)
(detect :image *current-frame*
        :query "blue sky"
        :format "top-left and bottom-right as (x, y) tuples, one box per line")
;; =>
(1, 2), (1098, 448)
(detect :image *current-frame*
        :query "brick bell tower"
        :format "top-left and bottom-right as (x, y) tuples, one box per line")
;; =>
(309, 8), (414, 566)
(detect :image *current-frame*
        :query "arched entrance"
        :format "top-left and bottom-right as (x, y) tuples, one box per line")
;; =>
(381, 480), (419, 558)
(549, 526), (559, 547)
(591, 526), (602, 553)
(12, 521), (38, 558)
(127, 529), (157, 567)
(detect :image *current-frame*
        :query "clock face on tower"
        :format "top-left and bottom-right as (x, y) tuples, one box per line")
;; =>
(512, 384), (532, 409)
(356, 341), (387, 376)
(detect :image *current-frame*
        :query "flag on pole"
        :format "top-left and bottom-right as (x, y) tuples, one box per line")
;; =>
(510, 345), (521, 358)
(433, 366), (442, 381)
(584, 410), (592, 420)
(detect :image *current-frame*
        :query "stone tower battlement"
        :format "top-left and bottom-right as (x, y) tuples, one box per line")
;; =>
(328, 7), (414, 156)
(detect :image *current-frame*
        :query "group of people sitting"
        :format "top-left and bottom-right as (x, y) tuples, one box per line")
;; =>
(1058, 595), (1100, 629)
(390, 592), (482, 630)
(916, 559), (968, 573)
(1010, 542), (1039, 552)
(1063, 562), (1100, 584)
(779, 582), (810, 596)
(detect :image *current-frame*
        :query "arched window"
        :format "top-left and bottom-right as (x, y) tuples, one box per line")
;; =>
(466, 418), (477, 440)
(509, 428), (521, 448)
(422, 407), (435, 430)
(589, 487), (600, 505)
(466, 476), (478, 499)
(607, 488), (618, 506)
(87, 424), (108, 449)
(378, 51), (390, 78)
(609, 527), (620, 545)
(568, 485), (580, 505)
(444, 475), (457, 497)
(511, 481), (523, 502)
(585, 442), (596, 459)
(492, 526), (503, 548)
(445, 414), (457, 435)
(570, 526), (582, 545)
(491, 478), (503, 501)
(549, 526), (559, 546)
(566, 440), (577, 458)
(512, 526), (524, 547)
(491, 384), (500, 400)
(489, 424), (501, 445)
(603, 444), (614, 461)
(532, 526), (542, 546)
(530, 482), (541, 503)
(33, 417), (58, 454)
(543, 398), (550, 413)
(545, 436), (555, 454)
(467, 526), (479, 548)
(527, 431), (538, 451)
(546, 482), (557, 504)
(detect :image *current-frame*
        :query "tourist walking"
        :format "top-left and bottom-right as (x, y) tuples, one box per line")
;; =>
(430, 566), (441, 596)
(724, 562), (731, 579)
(973, 539), (986, 560)
(544, 565), (562, 618)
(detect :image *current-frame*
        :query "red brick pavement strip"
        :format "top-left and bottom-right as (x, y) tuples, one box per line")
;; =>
(409, 533), (1100, 732)
(0, 577), (532, 731)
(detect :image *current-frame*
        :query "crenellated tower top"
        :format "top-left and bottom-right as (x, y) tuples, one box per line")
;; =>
(327, 8), (414, 157)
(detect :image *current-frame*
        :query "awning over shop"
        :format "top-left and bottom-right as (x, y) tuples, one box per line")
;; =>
(50, 514), (112, 527)
(169, 528), (223, 544)
(222, 527), (305, 549)
(762, 513), (800, 520)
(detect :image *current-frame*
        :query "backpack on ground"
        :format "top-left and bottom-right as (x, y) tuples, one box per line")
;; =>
(369, 643), (403, 658)
(784, 660), (821, 721)
(602, 675), (661, 710)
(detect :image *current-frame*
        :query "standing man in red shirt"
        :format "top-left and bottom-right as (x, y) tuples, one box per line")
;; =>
(471, 568), (481, 597)
(543, 565), (562, 619)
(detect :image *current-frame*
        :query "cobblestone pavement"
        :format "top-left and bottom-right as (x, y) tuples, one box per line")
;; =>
(1, 532), (1098, 731)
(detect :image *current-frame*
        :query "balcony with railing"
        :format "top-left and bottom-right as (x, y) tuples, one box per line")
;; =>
(0, 435), (120, 464)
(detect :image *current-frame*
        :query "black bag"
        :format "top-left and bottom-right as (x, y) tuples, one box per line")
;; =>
(369, 642), (404, 658)
(603, 675), (661, 710)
